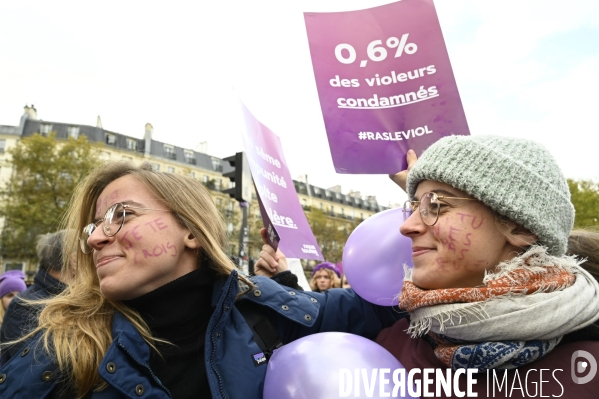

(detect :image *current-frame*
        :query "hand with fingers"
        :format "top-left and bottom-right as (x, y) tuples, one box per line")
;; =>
(388, 149), (418, 192)
(253, 227), (289, 277)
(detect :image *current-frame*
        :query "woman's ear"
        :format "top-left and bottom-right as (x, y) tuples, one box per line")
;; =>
(183, 232), (201, 249)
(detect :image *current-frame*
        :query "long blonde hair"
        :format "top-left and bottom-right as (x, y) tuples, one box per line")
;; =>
(15, 162), (249, 397)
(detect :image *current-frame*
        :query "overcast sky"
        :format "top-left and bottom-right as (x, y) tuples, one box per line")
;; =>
(1, 0), (597, 206)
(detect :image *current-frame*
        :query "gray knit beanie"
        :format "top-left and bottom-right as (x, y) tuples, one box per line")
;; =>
(406, 135), (574, 256)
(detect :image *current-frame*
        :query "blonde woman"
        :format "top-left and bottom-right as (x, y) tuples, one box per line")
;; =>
(309, 262), (341, 292)
(0, 162), (399, 398)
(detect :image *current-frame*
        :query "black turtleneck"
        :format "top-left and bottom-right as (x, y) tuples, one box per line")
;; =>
(123, 268), (215, 398)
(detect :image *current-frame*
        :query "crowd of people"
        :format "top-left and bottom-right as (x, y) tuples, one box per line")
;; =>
(0, 135), (597, 398)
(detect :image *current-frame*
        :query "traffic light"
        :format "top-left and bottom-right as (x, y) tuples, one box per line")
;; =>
(223, 152), (252, 203)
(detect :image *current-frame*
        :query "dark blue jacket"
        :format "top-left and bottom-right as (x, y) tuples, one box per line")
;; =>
(0, 270), (402, 398)
(0, 268), (66, 365)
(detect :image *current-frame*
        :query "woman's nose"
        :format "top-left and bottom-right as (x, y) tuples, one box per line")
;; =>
(87, 223), (114, 251)
(400, 209), (427, 237)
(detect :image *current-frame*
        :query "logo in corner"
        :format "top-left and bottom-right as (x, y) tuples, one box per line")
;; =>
(571, 350), (598, 384)
(252, 352), (267, 367)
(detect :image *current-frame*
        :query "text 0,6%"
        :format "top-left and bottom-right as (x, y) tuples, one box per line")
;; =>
(334, 34), (418, 67)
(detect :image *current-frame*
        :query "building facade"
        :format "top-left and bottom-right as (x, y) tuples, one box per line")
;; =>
(0, 106), (386, 276)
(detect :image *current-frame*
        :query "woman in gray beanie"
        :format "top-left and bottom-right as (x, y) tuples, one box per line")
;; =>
(378, 135), (599, 398)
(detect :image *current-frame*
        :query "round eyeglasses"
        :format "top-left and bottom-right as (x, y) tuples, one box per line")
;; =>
(80, 202), (168, 254)
(402, 192), (478, 226)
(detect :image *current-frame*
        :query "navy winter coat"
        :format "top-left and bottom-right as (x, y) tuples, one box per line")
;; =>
(0, 270), (402, 398)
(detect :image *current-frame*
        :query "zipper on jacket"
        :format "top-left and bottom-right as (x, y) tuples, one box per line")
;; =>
(210, 277), (235, 399)
(116, 341), (172, 399)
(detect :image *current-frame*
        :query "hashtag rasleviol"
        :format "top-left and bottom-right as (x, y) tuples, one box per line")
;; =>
(359, 125), (433, 141)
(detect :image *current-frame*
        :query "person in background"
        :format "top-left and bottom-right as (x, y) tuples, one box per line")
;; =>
(309, 261), (341, 292)
(0, 270), (27, 330)
(378, 135), (599, 398)
(0, 230), (71, 364)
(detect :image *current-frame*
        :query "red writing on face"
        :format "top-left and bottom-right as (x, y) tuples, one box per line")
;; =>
(457, 213), (484, 229)
(142, 241), (177, 258)
(121, 225), (143, 249)
(96, 190), (120, 217)
(145, 218), (168, 232)
(432, 215), (484, 271)
(435, 258), (487, 272)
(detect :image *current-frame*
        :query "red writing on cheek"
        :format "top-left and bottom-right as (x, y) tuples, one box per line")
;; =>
(435, 257), (449, 270)
(437, 258), (461, 271)
(432, 222), (442, 237)
(142, 241), (178, 258)
(145, 218), (168, 232)
(121, 225), (143, 249)
(464, 233), (472, 246)
(457, 213), (484, 229)
(447, 226), (461, 253)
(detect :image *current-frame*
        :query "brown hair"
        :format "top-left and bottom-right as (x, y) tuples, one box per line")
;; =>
(567, 228), (599, 281)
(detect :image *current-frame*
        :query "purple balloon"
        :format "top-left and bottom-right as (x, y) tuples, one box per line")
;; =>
(264, 332), (418, 399)
(343, 207), (413, 306)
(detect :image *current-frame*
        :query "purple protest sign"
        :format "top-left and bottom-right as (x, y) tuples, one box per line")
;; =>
(239, 101), (323, 260)
(304, 0), (469, 174)
(255, 186), (280, 252)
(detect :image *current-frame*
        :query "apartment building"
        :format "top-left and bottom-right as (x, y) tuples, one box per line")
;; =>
(0, 106), (386, 275)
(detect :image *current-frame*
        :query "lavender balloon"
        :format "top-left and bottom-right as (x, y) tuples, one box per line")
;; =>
(264, 332), (418, 399)
(343, 207), (413, 306)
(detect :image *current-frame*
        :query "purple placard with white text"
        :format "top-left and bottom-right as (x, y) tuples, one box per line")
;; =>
(304, 0), (469, 173)
(240, 102), (323, 260)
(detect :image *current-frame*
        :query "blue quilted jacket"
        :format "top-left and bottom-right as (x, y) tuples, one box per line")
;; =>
(0, 270), (402, 398)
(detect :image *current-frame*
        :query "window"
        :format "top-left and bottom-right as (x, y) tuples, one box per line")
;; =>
(228, 180), (234, 189)
(106, 133), (116, 145)
(319, 202), (323, 210)
(202, 175), (209, 183)
(126, 138), (137, 151)
(151, 163), (160, 171)
(211, 157), (222, 172)
(67, 126), (80, 139)
(40, 124), (52, 136)
(216, 198), (222, 206)
(214, 179), (222, 190)
(164, 145), (176, 160)
(3, 262), (25, 273)
(0, 139), (5, 153)
(189, 171), (196, 179)
(167, 166), (175, 173)
(184, 150), (196, 165)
